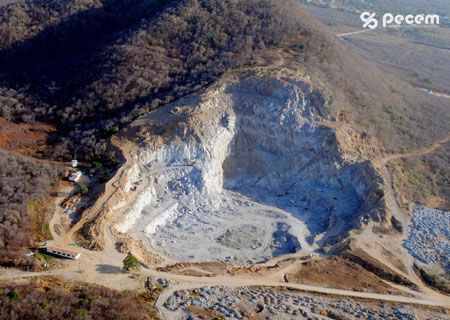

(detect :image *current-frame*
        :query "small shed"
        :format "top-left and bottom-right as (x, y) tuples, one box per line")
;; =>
(71, 159), (78, 168)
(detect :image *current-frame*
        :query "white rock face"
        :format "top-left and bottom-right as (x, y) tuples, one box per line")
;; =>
(114, 76), (381, 263)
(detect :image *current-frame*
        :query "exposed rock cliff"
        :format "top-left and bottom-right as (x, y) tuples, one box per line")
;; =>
(108, 73), (386, 263)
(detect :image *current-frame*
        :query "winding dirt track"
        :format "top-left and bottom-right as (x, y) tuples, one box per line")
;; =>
(367, 134), (450, 284)
(381, 135), (450, 164)
(2, 253), (449, 308)
(64, 139), (132, 243)
(374, 134), (449, 219)
(374, 134), (449, 233)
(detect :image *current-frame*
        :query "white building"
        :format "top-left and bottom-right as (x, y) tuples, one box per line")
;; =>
(69, 171), (82, 182)
(71, 159), (78, 168)
(43, 243), (81, 260)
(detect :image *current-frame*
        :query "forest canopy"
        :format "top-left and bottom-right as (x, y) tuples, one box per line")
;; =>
(0, 0), (302, 161)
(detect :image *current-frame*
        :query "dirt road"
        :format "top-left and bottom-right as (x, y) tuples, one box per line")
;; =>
(419, 88), (450, 100)
(381, 135), (450, 164)
(2, 252), (449, 308)
(336, 29), (371, 39)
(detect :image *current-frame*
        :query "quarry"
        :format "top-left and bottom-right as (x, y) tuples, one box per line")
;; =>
(1, 1), (450, 319)
(112, 74), (384, 263)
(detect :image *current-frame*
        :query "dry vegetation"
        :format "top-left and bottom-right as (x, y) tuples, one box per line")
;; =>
(0, 277), (159, 320)
(299, 1), (450, 207)
(340, 29), (450, 94)
(297, 31), (449, 154)
(299, 0), (450, 16)
(0, 0), (302, 162)
(303, 1), (450, 93)
(0, 117), (56, 156)
(0, 150), (58, 268)
(390, 142), (450, 210)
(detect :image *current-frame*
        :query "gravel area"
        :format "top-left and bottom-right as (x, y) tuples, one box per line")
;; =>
(163, 286), (449, 320)
(403, 206), (450, 271)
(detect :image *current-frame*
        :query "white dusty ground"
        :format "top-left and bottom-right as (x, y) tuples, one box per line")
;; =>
(403, 206), (450, 272)
(114, 75), (383, 263)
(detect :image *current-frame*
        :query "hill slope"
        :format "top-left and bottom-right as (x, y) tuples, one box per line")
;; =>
(0, 0), (448, 162)
(0, 0), (302, 160)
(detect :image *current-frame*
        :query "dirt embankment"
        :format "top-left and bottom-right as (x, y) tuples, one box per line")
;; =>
(285, 256), (402, 295)
(341, 249), (418, 290)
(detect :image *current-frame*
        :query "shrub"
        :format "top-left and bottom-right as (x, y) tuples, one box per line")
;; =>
(92, 161), (102, 170)
(123, 253), (140, 272)
(77, 182), (89, 194)
(9, 290), (20, 301)
(418, 268), (450, 294)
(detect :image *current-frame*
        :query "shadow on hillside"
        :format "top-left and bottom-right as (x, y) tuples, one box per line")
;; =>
(0, 0), (174, 106)
(220, 80), (386, 248)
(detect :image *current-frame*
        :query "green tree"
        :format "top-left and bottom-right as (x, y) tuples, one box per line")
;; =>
(77, 182), (89, 194)
(93, 161), (103, 170)
(123, 253), (140, 272)
(9, 290), (20, 301)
